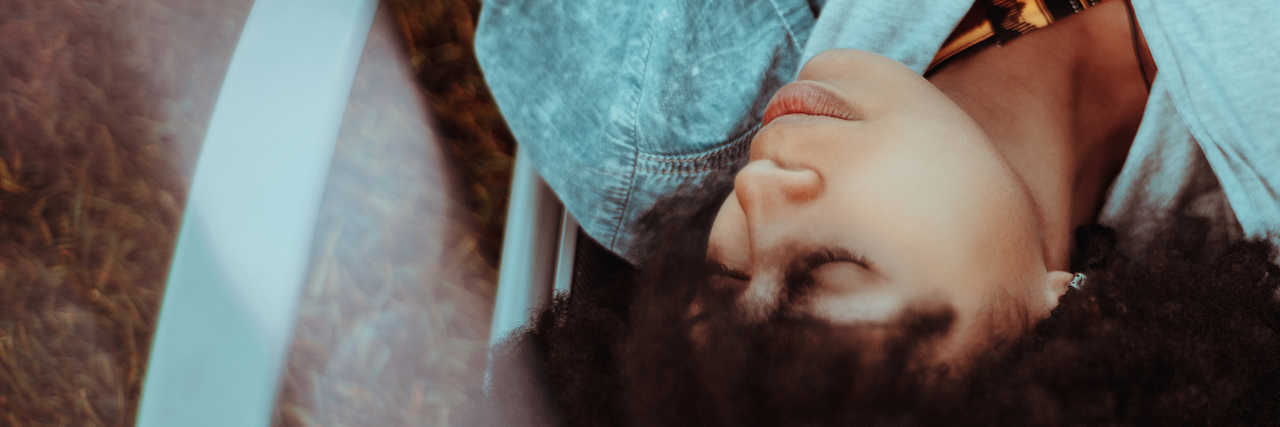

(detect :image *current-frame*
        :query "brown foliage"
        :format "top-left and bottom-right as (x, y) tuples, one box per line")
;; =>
(385, 0), (515, 266)
(0, 0), (252, 425)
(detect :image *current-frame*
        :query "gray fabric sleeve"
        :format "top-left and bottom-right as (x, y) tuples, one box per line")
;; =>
(1129, 0), (1280, 244)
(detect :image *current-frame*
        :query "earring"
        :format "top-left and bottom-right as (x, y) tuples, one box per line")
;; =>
(1069, 272), (1087, 290)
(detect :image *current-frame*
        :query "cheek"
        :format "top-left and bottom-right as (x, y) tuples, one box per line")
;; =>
(949, 160), (1047, 284)
(823, 139), (1043, 287)
(825, 149), (970, 261)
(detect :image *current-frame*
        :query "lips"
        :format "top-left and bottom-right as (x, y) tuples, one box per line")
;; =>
(761, 81), (859, 126)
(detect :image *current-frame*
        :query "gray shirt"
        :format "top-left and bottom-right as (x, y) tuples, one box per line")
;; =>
(1120, 0), (1280, 249)
(804, 0), (1280, 255)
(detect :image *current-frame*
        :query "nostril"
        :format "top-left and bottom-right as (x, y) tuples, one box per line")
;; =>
(735, 160), (822, 206)
(783, 168), (822, 202)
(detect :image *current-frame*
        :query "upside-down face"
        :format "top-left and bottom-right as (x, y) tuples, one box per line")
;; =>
(706, 49), (1073, 368)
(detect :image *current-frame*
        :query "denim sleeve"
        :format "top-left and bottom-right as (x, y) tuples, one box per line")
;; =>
(475, 0), (814, 263)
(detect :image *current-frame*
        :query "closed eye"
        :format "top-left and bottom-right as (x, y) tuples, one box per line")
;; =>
(795, 247), (871, 273)
(706, 247), (870, 283)
(707, 260), (750, 281)
(785, 247), (872, 294)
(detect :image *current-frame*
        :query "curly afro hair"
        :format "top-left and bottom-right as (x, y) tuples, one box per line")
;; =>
(470, 172), (1280, 427)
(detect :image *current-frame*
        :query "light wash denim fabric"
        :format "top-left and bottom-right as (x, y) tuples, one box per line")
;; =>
(477, 0), (1280, 263)
(474, 0), (984, 262)
(475, 0), (817, 262)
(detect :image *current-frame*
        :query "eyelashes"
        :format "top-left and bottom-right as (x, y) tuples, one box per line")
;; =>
(800, 247), (871, 272)
(708, 261), (750, 281)
(705, 247), (871, 282)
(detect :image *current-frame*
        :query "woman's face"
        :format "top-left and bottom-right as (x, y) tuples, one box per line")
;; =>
(706, 49), (1069, 365)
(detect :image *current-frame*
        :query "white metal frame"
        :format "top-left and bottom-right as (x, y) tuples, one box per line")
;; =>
(135, 1), (377, 425)
(487, 148), (578, 352)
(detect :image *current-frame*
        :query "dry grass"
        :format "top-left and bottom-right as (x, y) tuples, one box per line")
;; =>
(1, 0), (509, 425)
(386, 0), (514, 265)
(0, 0), (253, 425)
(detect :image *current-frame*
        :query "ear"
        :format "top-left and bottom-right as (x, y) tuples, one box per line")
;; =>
(1041, 270), (1076, 309)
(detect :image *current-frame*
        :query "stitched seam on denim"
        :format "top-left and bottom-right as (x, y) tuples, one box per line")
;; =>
(637, 151), (743, 172)
(635, 126), (755, 172)
(637, 163), (742, 175)
(637, 163), (725, 174)
(636, 124), (757, 162)
(610, 17), (655, 250)
(637, 166), (727, 175)
(637, 138), (751, 174)
(635, 135), (748, 163)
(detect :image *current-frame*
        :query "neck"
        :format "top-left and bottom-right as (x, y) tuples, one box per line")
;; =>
(928, 0), (1151, 271)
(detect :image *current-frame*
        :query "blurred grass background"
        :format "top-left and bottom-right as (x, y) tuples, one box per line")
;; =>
(0, 0), (256, 424)
(387, 0), (514, 265)
(0, 0), (514, 425)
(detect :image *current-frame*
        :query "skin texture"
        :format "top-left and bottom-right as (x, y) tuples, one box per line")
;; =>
(706, 0), (1153, 367)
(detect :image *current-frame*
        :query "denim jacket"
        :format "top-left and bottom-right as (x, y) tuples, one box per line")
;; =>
(475, 0), (975, 263)
(476, 0), (1280, 263)
(475, 0), (815, 263)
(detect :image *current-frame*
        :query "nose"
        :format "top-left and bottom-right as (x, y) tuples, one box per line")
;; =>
(727, 159), (823, 317)
(734, 159), (822, 221)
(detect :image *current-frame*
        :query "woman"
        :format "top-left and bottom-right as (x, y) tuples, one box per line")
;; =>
(472, 0), (1280, 423)
(472, 188), (1280, 426)
(480, 0), (1278, 360)
(476, 0), (1278, 266)
(704, 1), (1154, 368)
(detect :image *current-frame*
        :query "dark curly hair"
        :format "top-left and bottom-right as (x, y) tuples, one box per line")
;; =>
(468, 171), (1280, 427)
